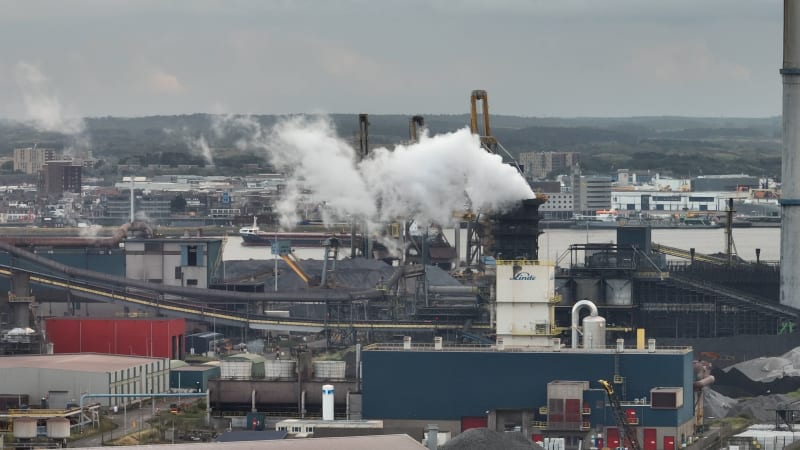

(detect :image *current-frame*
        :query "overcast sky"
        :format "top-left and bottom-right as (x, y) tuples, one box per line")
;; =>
(0, 0), (784, 119)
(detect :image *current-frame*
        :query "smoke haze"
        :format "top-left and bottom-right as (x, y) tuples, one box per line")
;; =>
(13, 61), (91, 159)
(217, 114), (534, 230)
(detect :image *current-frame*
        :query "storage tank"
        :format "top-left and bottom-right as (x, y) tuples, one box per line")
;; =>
(221, 360), (251, 379)
(47, 417), (70, 439)
(572, 299), (607, 349)
(322, 384), (334, 421)
(313, 361), (346, 380)
(223, 353), (266, 378)
(265, 359), (296, 379)
(582, 315), (607, 349)
(13, 418), (37, 439)
(574, 278), (601, 302)
(605, 279), (632, 305)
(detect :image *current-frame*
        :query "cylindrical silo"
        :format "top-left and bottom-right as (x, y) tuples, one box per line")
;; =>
(322, 384), (334, 421)
(13, 418), (37, 439)
(265, 360), (296, 379)
(313, 361), (346, 380)
(47, 417), (71, 439)
(582, 315), (606, 349)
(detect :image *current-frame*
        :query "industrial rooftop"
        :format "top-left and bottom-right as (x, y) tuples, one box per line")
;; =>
(0, 353), (166, 372)
(78, 434), (426, 449)
(362, 343), (692, 355)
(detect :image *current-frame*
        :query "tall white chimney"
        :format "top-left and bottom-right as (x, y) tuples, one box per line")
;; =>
(781, 1), (800, 308)
(130, 178), (135, 224)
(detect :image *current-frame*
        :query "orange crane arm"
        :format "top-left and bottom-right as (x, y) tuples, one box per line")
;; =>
(281, 254), (310, 284)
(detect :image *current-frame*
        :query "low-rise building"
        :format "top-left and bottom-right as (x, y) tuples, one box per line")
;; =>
(0, 353), (169, 408)
(124, 237), (223, 288)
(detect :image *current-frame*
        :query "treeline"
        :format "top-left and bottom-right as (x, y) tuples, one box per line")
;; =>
(0, 114), (782, 179)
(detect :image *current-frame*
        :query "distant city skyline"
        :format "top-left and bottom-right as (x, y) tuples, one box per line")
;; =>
(0, 0), (783, 120)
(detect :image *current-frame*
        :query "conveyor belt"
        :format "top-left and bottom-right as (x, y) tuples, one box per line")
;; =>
(0, 265), (489, 333)
(651, 243), (731, 265)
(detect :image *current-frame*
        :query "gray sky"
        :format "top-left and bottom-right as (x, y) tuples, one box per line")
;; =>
(0, 0), (783, 119)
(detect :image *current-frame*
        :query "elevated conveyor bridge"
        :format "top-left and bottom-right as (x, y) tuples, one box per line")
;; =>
(651, 244), (731, 265)
(0, 242), (489, 334)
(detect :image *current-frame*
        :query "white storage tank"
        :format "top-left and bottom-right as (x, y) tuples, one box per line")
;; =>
(265, 360), (296, 379)
(13, 418), (37, 439)
(221, 360), (252, 379)
(582, 315), (607, 349)
(47, 417), (70, 439)
(313, 361), (346, 380)
(605, 279), (632, 305)
(322, 384), (334, 421)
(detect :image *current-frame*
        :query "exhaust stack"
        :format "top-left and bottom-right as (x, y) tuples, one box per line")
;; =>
(781, 1), (800, 308)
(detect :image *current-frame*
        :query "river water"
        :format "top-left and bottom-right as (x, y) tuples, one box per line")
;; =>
(223, 226), (781, 264)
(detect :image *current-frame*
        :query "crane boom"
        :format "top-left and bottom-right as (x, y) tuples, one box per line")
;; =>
(599, 379), (641, 450)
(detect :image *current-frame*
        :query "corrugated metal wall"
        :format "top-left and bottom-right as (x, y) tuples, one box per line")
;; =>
(361, 350), (694, 427)
(45, 318), (186, 359)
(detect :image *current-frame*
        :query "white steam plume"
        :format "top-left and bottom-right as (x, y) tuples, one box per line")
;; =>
(190, 135), (214, 166)
(14, 61), (91, 159)
(78, 224), (103, 238)
(164, 127), (215, 166)
(216, 114), (534, 230)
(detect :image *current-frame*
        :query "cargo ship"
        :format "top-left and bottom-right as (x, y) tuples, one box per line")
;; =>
(238, 217), (354, 248)
(570, 210), (722, 229)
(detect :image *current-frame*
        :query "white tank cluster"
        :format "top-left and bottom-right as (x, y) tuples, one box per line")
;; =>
(571, 299), (607, 349)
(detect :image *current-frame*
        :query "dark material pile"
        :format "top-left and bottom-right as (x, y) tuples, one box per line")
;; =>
(440, 428), (544, 450)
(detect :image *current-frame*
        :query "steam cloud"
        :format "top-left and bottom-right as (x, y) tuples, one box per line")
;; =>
(163, 127), (215, 166)
(215, 114), (534, 230)
(189, 135), (214, 166)
(14, 61), (91, 159)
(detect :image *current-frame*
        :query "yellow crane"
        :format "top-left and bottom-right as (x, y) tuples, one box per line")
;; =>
(599, 379), (641, 450)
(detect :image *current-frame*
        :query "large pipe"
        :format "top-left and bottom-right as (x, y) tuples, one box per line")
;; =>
(0, 222), (152, 247)
(427, 285), (478, 295)
(571, 299), (599, 349)
(782, 1), (800, 308)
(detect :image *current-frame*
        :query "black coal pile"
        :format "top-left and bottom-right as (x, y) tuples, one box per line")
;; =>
(711, 347), (800, 397)
(440, 428), (545, 450)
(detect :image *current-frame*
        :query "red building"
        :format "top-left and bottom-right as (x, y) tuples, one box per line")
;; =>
(45, 318), (186, 359)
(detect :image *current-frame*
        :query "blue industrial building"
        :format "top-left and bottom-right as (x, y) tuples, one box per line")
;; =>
(362, 343), (695, 450)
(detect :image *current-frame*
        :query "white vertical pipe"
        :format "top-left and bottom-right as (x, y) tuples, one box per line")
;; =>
(130, 179), (135, 224)
(782, 0), (800, 308)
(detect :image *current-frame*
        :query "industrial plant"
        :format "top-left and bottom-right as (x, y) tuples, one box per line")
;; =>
(3, 5), (800, 450)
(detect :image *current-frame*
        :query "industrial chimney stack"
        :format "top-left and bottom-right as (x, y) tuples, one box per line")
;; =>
(781, 0), (800, 308)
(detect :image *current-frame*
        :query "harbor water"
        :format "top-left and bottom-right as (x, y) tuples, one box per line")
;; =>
(223, 227), (781, 263)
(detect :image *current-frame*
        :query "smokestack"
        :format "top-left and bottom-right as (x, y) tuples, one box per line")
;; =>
(781, 1), (800, 308)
